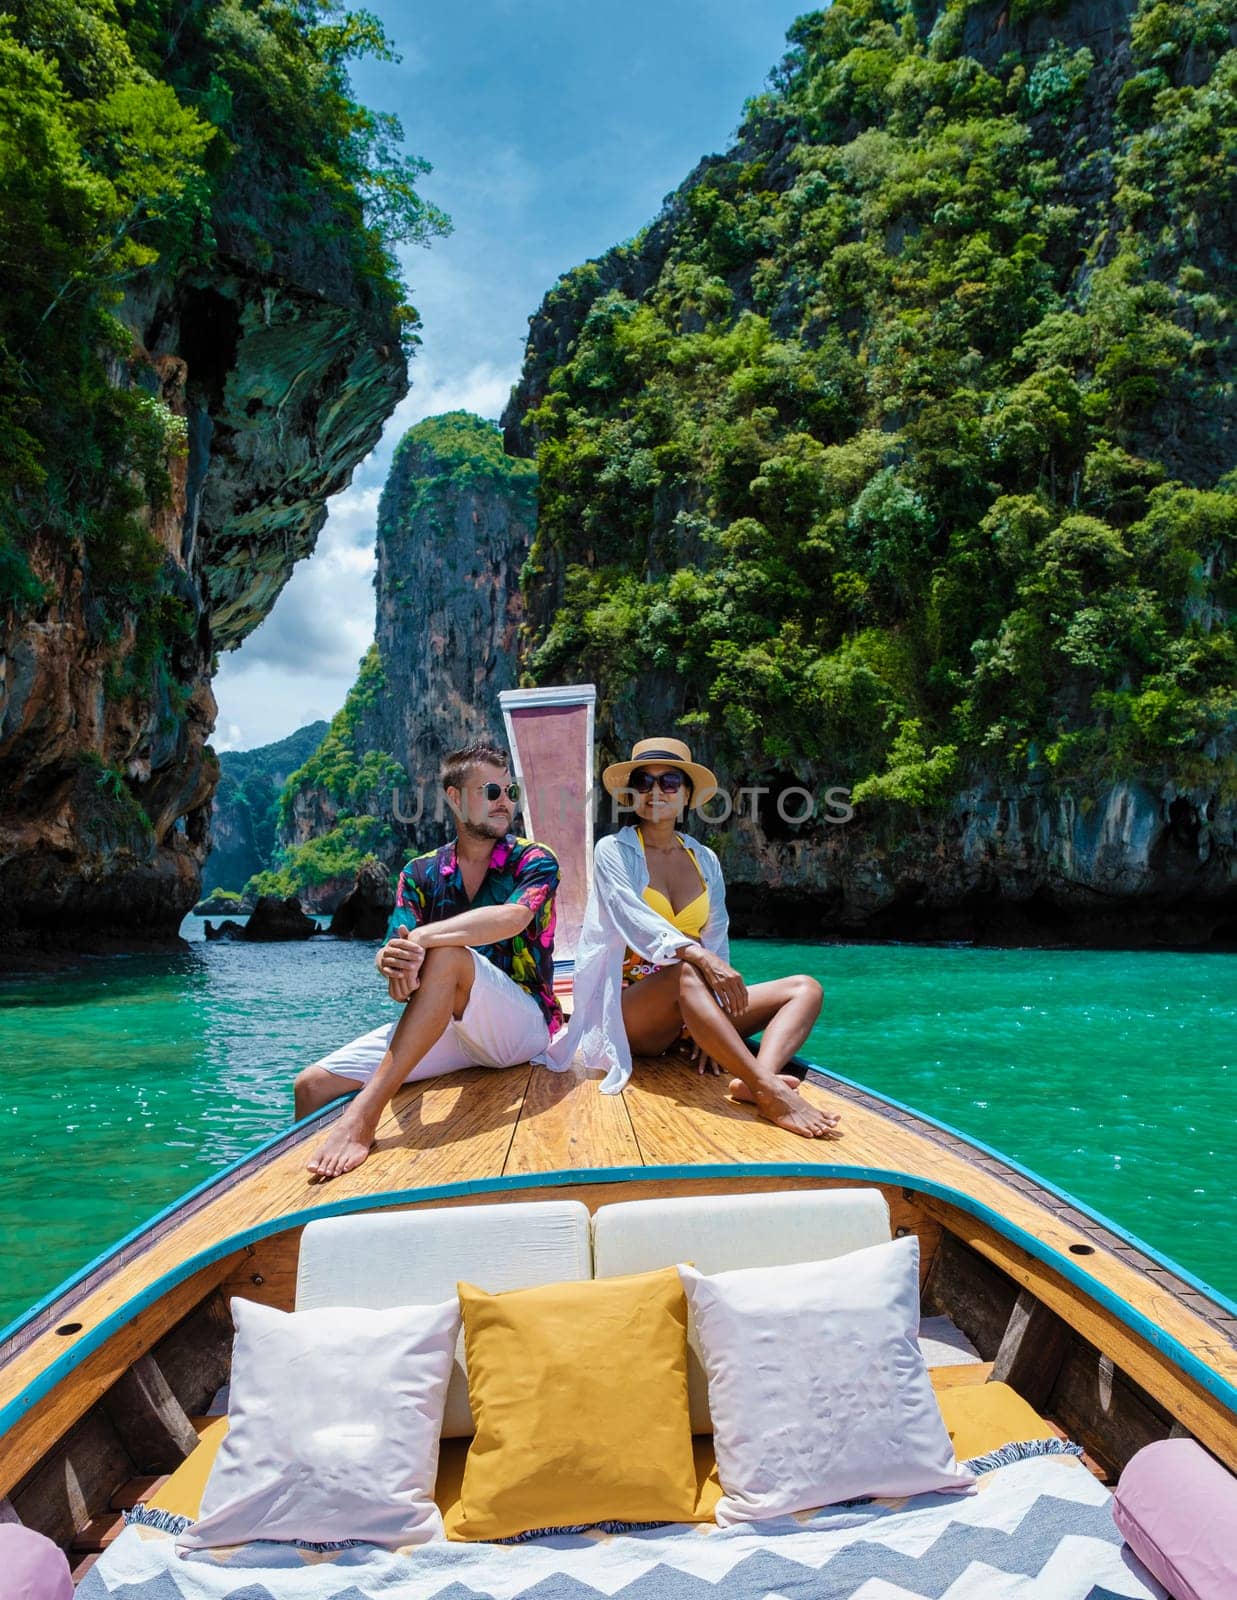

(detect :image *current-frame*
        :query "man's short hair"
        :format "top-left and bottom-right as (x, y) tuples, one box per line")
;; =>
(441, 740), (510, 795)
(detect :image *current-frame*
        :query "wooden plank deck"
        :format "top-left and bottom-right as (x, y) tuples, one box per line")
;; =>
(2, 1056), (1235, 1496)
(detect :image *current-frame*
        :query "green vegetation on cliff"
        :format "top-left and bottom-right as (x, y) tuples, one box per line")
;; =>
(260, 412), (538, 895)
(250, 645), (403, 897)
(387, 410), (537, 512)
(244, 815), (394, 900)
(278, 645), (404, 823)
(517, 0), (1236, 805)
(0, 0), (448, 665)
(201, 718), (329, 894)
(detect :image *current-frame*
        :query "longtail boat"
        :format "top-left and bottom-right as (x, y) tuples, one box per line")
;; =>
(1, 684), (1234, 1589)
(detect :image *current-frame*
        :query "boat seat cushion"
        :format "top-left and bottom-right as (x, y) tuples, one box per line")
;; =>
(0, 1524), (73, 1600)
(295, 1200), (592, 1436)
(918, 1312), (983, 1367)
(175, 1297), (459, 1552)
(934, 1380), (1056, 1462)
(449, 1267), (700, 1540)
(679, 1239), (974, 1522)
(148, 1380), (1052, 1533)
(592, 1187), (893, 1430)
(1114, 1438), (1237, 1600)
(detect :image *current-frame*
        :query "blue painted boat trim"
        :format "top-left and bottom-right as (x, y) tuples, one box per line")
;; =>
(802, 1058), (1237, 1318)
(2, 1159), (1235, 1445)
(9, 1056), (1228, 1350)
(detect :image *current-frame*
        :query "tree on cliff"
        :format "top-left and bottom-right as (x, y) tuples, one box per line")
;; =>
(509, 0), (1236, 815)
(0, 1), (454, 947)
(0, 0), (448, 657)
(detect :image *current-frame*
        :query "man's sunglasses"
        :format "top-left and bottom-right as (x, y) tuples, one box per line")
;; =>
(479, 781), (521, 802)
(630, 769), (687, 795)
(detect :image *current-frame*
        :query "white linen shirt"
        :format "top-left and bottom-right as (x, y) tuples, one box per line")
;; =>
(545, 824), (730, 1093)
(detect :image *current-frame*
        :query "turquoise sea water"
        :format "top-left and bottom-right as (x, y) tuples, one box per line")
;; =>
(0, 922), (1233, 1328)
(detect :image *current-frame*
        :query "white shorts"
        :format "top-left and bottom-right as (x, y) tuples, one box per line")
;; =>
(315, 948), (551, 1087)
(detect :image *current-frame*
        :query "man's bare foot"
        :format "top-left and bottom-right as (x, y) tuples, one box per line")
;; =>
(307, 1112), (376, 1179)
(729, 1073), (803, 1103)
(752, 1082), (841, 1138)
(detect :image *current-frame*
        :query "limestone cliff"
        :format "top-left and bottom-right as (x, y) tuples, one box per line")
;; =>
(363, 411), (537, 794)
(273, 413), (536, 909)
(0, 4), (418, 958)
(503, 0), (1236, 945)
(0, 0), (435, 953)
(0, 263), (406, 953)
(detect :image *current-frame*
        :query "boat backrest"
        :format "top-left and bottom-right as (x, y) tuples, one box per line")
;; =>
(592, 1188), (892, 1430)
(295, 1200), (592, 1437)
(292, 1187), (892, 1437)
(499, 683), (596, 961)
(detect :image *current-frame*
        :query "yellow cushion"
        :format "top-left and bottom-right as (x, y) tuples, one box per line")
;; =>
(148, 1375), (1052, 1529)
(152, 1427), (724, 1531)
(148, 1417), (229, 1520)
(934, 1381), (1057, 1462)
(448, 1266), (701, 1540)
(436, 1436), (721, 1536)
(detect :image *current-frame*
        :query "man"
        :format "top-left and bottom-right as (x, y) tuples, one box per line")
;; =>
(294, 740), (562, 1178)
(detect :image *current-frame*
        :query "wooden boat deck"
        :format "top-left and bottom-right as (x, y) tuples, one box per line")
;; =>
(2, 1058), (1236, 1498)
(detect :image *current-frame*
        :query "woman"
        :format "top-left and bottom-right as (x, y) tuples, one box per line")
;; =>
(548, 736), (840, 1139)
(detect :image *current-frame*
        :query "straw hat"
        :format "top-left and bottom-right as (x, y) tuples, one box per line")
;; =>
(602, 736), (719, 811)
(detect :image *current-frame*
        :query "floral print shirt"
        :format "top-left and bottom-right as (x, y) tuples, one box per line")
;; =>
(384, 834), (563, 1035)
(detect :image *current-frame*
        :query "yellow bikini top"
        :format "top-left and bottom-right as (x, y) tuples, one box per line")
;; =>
(629, 829), (709, 948)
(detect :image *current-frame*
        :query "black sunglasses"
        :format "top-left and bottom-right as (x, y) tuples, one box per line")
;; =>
(479, 782), (520, 802)
(630, 769), (687, 794)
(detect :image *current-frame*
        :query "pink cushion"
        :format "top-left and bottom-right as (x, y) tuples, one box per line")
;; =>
(0, 1526), (73, 1600)
(1113, 1438), (1237, 1600)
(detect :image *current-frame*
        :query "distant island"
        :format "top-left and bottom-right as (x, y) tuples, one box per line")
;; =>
(201, 722), (330, 900)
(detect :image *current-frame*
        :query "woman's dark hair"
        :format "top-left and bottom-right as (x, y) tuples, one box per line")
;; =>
(676, 773), (695, 830)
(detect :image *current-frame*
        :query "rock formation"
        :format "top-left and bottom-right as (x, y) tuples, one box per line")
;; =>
(0, 7), (421, 965)
(275, 413), (536, 901)
(501, 0), (1237, 945)
(0, 280), (404, 960)
(238, 895), (318, 941)
(360, 411), (537, 800)
(330, 857), (398, 941)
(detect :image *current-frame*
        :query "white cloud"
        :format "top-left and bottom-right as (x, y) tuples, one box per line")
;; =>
(212, 489), (378, 752)
(388, 357), (520, 436)
(211, 657), (364, 751)
(323, 484), (383, 548)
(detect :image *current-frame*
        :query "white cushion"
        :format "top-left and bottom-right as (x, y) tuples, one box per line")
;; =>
(918, 1314), (982, 1367)
(178, 1297), (458, 1551)
(679, 1237), (974, 1524)
(295, 1201), (592, 1436)
(593, 1188), (891, 1430)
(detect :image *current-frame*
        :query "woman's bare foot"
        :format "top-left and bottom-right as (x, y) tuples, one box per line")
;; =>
(752, 1081), (841, 1138)
(307, 1111), (377, 1179)
(729, 1073), (803, 1103)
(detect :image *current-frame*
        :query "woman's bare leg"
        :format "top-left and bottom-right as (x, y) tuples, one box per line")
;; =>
(723, 975), (823, 1102)
(624, 965), (836, 1138)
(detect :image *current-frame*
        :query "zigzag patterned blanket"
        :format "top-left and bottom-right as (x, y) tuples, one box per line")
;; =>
(78, 1452), (1164, 1600)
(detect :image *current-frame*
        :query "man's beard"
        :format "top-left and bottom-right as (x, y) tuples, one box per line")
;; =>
(460, 813), (509, 842)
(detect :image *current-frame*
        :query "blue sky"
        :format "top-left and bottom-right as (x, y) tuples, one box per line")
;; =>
(213, 1), (806, 750)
